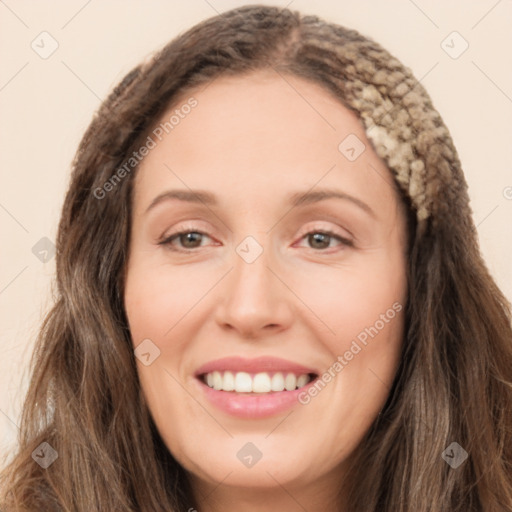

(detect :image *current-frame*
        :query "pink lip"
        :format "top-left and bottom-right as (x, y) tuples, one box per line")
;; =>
(194, 356), (318, 377)
(193, 356), (319, 419)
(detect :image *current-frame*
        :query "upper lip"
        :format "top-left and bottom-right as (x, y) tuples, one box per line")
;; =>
(194, 356), (319, 377)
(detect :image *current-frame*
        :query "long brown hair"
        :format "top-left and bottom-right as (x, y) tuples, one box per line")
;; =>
(2, 5), (511, 511)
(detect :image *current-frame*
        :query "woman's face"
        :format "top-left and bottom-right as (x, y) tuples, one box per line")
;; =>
(124, 70), (408, 500)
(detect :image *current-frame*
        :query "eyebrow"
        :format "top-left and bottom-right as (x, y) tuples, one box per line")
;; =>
(144, 188), (376, 218)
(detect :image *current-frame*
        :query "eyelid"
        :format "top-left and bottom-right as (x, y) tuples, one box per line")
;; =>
(159, 219), (211, 237)
(159, 221), (351, 243)
(158, 220), (354, 253)
(158, 222), (215, 245)
(295, 222), (353, 243)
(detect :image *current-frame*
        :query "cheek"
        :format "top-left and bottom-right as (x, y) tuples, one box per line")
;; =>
(124, 262), (211, 457)
(289, 255), (406, 348)
(124, 260), (209, 346)
(292, 253), (406, 416)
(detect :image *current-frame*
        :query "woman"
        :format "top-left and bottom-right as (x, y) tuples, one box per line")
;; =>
(1, 5), (511, 511)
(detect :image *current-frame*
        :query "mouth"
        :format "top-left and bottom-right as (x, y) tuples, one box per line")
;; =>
(193, 356), (321, 418)
(198, 370), (318, 393)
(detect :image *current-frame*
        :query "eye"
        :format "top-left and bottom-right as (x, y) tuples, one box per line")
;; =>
(158, 229), (212, 252)
(158, 227), (353, 253)
(296, 230), (353, 251)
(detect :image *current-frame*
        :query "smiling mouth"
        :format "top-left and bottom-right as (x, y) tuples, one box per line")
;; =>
(198, 371), (318, 393)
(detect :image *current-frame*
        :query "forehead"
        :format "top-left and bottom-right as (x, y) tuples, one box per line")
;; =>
(133, 70), (399, 216)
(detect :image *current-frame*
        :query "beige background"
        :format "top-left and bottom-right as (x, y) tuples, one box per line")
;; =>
(1, 0), (511, 461)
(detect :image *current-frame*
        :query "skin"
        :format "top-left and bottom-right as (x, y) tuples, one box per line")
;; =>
(124, 69), (408, 511)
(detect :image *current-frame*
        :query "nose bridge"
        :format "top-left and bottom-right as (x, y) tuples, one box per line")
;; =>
(231, 211), (274, 275)
(215, 230), (291, 335)
(230, 232), (276, 302)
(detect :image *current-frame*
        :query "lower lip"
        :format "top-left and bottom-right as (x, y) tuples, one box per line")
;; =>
(195, 377), (317, 419)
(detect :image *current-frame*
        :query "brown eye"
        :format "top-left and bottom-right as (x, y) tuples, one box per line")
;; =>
(177, 232), (204, 248)
(159, 230), (211, 251)
(300, 230), (353, 251)
(308, 232), (332, 249)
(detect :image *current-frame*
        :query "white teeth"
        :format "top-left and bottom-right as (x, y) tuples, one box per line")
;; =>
(234, 372), (252, 392)
(297, 374), (309, 388)
(271, 372), (285, 391)
(202, 371), (313, 393)
(284, 373), (297, 391)
(223, 371), (235, 391)
(212, 371), (223, 390)
(252, 373), (272, 392)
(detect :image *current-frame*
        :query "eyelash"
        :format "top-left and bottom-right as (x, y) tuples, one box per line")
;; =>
(158, 226), (353, 253)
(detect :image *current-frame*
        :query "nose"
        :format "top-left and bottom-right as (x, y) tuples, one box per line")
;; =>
(214, 238), (294, 339)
